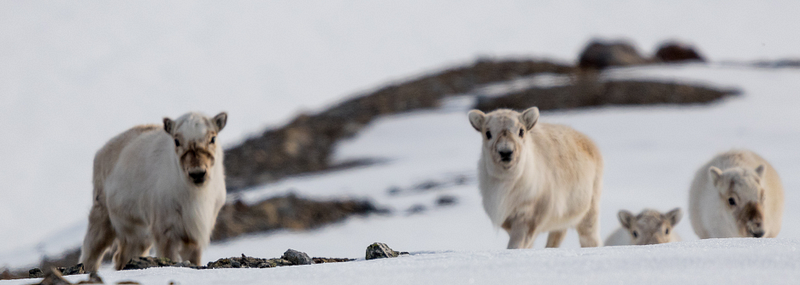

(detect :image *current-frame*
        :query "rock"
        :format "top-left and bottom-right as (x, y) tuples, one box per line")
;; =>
(61, 263), (84, 276)
(436, 195), (457, 206)
(406, 204), (426, 215)
(282, 249), (312, 265)
(387, 186), (402, 196)
(37, 268), (71, 285)
(122, 257), (177, 270)
(578, 40), (649, 70)
(76, 272), (104, 284)
(365, 243), (407, 260)
(655, 42), (705, 62)
(414, 180), (441, 191)
(116, 281), (141, 285)
(474, 80), (738, 113)
(29, 268), (44, 278)
(311, 257), (353, 264)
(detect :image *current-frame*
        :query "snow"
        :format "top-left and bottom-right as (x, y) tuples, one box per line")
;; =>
(4, 239), (800, 285)
(2, 1), (800, 283)
(2, 1), (800, 251)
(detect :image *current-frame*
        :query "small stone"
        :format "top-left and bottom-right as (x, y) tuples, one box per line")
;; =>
(230, 261), (241, 268)
(387, 186), (402, 195)
(281, 249), (312, 265)
(406, 204), (426, 215)
(61, 264), (85, 276)
(436, 195), (457, 206)
(414, 180), (441, 191)
(365, 242), (403, 260)
(29, 268), (44, 278)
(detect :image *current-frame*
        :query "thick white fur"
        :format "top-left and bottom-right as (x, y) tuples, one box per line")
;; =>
(605, 208), (682, 246)
(79, 112), (227, 271)
(689, 149), (784, 238)
(470, 107), (604, 249)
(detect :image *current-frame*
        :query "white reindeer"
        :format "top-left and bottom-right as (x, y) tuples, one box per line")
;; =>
(79, 112), (228, 271)
(605, 208), (682, 246)
(689, 149), (784, 239)
(469, 107), (604, 249)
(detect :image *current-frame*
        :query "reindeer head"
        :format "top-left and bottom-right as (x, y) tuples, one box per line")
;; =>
(708, 165), (767, 238)
(163, 112), (227, 186)
(618, 208), (682, 245)
(468, 107), (539, 176)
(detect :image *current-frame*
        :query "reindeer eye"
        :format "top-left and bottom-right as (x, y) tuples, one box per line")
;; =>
(210, 136), (216, 144)
(665, 228), (670, 235)
(632, 231), (638, 238)
(485, 131), (492, 140)
(519, 128), (524, 138)
(174, 139), (181, 147)
(728, 197), (736, 206)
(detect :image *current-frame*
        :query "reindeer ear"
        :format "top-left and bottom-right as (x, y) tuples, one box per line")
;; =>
(618, 210), (634, 229)
(163, 117), (175, 135)
(468, 110), (486, 132)
(213, 112), (228, 132)
(754, 165), (765, 179)
(708, 166), (723, 187)
(520, 107), (539, 131)
(666, 208), (683, 226)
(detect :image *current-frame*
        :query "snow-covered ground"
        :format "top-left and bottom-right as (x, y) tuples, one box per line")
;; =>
(4, 239), (800, 285)
(2, 1), (800, 251)
(3, 1), (800, 284)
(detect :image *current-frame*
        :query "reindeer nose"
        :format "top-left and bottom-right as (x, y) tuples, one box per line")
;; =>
(189, 170), (207, 184)
(751, 230), (765, 238)
(499, 150), (513, 162)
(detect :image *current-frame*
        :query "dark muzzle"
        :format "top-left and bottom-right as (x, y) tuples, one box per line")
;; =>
(189, 170), (207, 184)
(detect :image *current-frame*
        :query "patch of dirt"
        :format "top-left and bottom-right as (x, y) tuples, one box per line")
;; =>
(474, 79), (739, 112)
(211, 193), (389, 241)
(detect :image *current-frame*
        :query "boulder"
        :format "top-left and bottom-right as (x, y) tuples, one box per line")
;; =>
(578, 40), (649, 69)
(655, 42), (705, 62)
(282, 249), (312, 265)
(365, 243), (408, 260)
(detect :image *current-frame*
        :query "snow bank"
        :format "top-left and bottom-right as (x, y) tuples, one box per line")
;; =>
(6, 239), (800, 285)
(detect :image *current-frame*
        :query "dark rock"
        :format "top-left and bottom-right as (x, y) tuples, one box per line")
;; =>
(436, 195), (458, 206)
(37, 268), (71, 285)
(282, 249), (312, 265)
(752, 59), (800, 68)
(122, 257), (177, 270)
(76, 272), (104, 284)
(312, 257), (353, 264)
(655, 42), (705, 62)
(454, 175), (469, 185)
(387, 186), (402, 196)
(365, 243), (407, 260)
(578, 40), (649, 70)
(406, 204), (426, 215)
(212, 194), (388, 242)
(30, 268), (44, 278)
(474, 79), (738, 112)
(60, 263), (84, 276)
(205, 255), (294, 269)
(414, 180), (441, 191)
